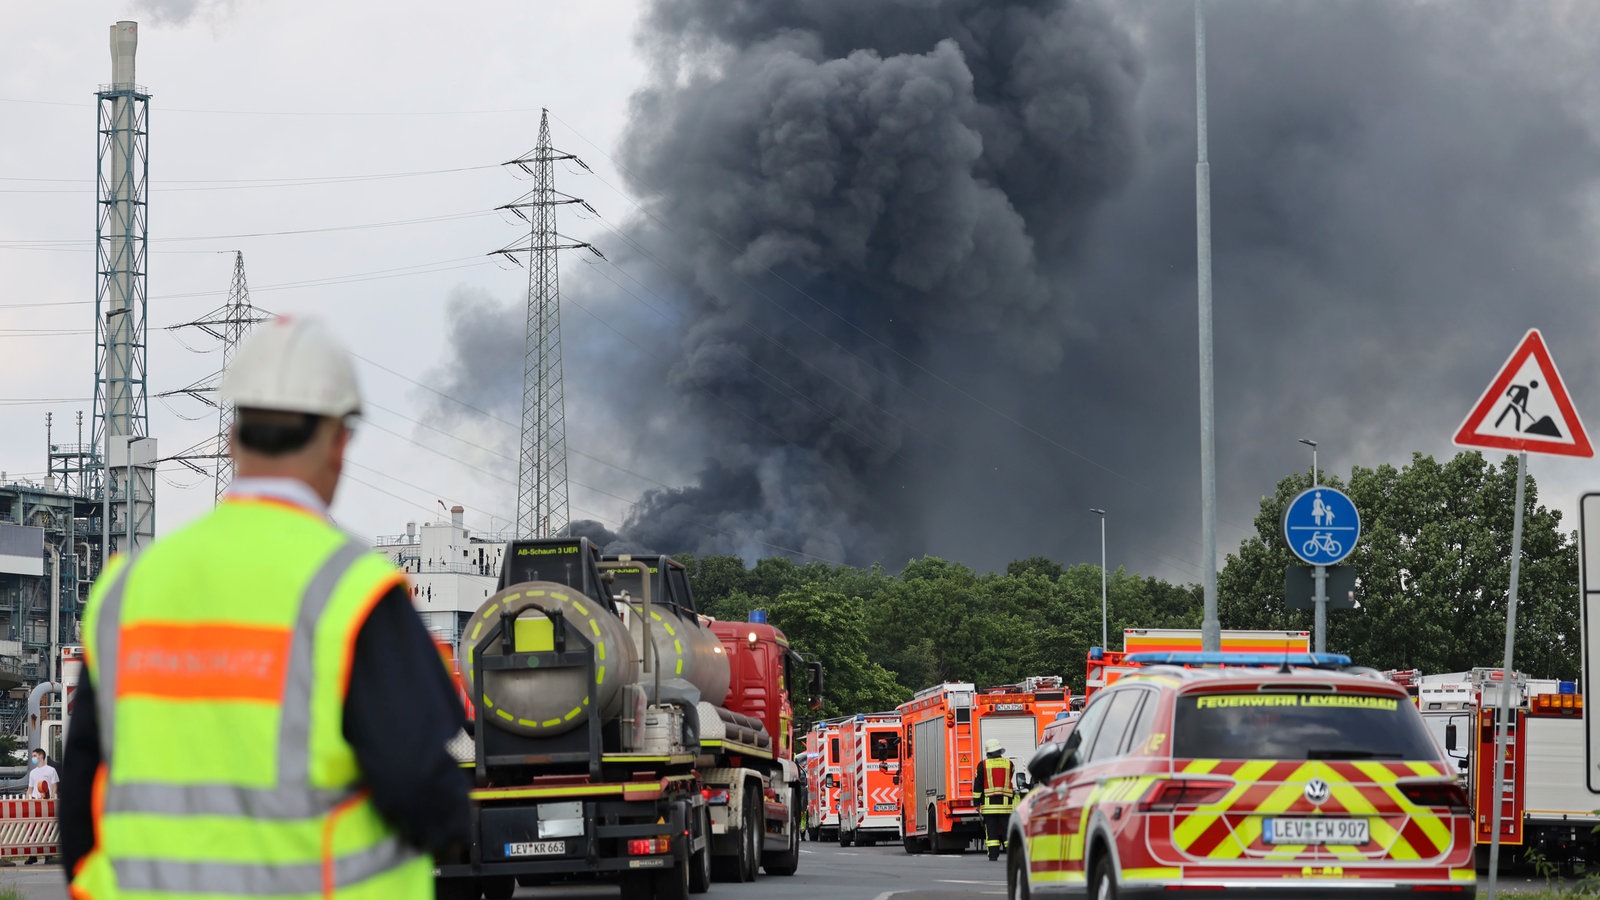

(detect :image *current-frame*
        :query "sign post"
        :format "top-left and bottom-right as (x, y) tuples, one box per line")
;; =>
(1581, 495), (1600, 793)
(1453, 328), (1592, 900)
(1281, 487), (1360, 653)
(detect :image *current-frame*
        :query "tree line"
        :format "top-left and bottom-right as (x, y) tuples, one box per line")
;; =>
(680, 451), (1581, 724)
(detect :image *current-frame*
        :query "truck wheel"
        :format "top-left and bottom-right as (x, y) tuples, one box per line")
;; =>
(689, 804), (712, 893)
(902, 830), (925, 854)
(434, 877), (479, 900)
(839, 827), (854, 848)
(740, 784), (761, 882)
(762, 793), (800, 876)
(480, 875), (514, 900)
(928, 806), (956, 854)
(654, 849), (692, 900)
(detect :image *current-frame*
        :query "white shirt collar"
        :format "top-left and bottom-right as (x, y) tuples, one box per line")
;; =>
(226, 477), (329, 519)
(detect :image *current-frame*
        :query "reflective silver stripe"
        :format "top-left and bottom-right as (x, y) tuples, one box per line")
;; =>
(92, 561), (136, 759)
(102, 537), (378, 823)
(103, 782), (358, 820)
(111, 833), (416, 894)
(279, 538), (372, 788)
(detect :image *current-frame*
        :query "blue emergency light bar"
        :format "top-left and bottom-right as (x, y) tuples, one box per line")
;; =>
(1123, 651), (1352, 668)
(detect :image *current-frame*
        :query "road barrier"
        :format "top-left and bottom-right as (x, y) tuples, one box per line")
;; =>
(0, 797), (58, 859)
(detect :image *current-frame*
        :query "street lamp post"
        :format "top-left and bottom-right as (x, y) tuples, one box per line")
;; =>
(1298, 438), (1318, 486)
(1091, 508), (1107, 648)
(1297, 438), (1327, 653)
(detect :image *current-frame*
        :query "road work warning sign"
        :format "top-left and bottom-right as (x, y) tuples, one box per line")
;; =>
(1454, 329), (1592, 457)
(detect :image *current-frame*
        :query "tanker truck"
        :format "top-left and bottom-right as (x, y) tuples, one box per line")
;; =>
(432, 539), (822, 900)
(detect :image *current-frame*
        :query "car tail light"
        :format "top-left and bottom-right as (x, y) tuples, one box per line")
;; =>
(1399, 782), (1470, 814)
(702, 788), (730, 806)
(1138, 779), (1232, 812)
(627, 837), (672, 856)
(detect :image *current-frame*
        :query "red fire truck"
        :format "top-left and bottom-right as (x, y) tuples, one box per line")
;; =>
(897, 676), (1069, 854)
(837, 712), (902, 846)
(804, 718), (844, 842)
(1433, 669), (1597, 869)
(1084, 629), (1312, 702)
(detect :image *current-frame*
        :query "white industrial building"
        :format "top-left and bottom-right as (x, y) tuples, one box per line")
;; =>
(374, 506), (506, 648)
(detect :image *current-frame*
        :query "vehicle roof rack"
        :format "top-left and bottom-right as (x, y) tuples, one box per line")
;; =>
(1123, 651), (1352, 669)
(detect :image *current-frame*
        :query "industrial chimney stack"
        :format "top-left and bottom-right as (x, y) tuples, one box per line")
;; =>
(94, 20), (156, 565)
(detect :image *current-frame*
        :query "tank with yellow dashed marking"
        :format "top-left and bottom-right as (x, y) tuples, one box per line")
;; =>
(619, 601), (731, 706)
(459, 580), (640, 737)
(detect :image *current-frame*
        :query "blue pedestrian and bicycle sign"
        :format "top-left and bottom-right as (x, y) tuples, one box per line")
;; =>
(1282, 487), (1360, 566)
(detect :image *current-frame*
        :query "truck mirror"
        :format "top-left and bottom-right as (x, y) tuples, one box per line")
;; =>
(807, 662), (824, 711)
(1444, 723), (1456, 752)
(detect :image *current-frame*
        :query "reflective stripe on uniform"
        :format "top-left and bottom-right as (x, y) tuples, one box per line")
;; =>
(112, 833), (412, 894)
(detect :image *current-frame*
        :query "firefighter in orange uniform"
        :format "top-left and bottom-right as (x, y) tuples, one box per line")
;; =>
(971, 738), (1016, 860)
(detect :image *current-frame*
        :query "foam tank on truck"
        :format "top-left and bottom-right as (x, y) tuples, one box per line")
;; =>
(458, 538), (647, 742)
(458, 578), (639, 736)
(606, 557), (731, 707)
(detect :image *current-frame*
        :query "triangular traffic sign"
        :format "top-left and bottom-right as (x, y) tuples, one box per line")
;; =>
(1454, 329), (1593, 458)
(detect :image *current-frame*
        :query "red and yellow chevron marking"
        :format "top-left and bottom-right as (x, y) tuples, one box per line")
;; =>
(1154, 759), (1455, 864)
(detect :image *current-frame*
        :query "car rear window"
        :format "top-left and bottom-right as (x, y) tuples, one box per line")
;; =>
(1172, 691), (1440, 760)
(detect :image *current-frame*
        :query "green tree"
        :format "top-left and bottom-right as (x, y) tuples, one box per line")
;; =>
(765, 588), (907, 720)
(1218, 452), (1579, 676)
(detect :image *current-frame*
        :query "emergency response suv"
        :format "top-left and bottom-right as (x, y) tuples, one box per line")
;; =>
(1006, 652), (1476, 899)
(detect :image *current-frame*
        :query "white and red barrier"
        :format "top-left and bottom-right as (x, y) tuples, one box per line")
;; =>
(0, 798), (58, 858)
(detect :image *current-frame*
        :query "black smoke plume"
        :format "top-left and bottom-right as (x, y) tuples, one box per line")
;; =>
(433, 1), (1600, 578)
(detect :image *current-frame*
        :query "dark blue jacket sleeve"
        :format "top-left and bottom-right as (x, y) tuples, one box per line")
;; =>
(60, 672), (100, 878)
(343, 584), (472, 855)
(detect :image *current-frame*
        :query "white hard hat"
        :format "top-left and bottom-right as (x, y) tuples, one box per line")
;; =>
(219, 317), (361, 418)
(985, 738), (1002, 754)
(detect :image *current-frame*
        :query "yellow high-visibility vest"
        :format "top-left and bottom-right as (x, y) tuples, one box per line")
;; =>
(978, 756), (1016, 814)
(71, 497), (432, 900)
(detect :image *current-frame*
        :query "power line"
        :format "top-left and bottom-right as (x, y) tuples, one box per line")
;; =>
(0, 163), (498, 193)
(0, 95), (547, 118)
(0, 209), (496, 250)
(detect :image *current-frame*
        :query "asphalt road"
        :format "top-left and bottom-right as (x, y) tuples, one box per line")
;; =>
(2, 845), (1578, 899)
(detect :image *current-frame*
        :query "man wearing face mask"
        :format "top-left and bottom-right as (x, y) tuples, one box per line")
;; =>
(27, 748), (58, 800)
(24, 748), (59, 866)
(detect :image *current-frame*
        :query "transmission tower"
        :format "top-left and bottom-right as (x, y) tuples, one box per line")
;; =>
(160, 251), (266, 502)
(492, 109), (603, 539)
(93, 20), (155, 560)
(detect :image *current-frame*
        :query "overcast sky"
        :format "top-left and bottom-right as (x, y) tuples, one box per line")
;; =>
(5, 1), (1600, 586)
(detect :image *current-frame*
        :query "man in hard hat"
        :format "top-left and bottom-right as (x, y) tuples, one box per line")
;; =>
(971, 738), (1016, 861)
(60, 316), (470, 898)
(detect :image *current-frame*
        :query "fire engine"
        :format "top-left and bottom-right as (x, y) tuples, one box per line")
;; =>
(1425, 669), (1598, 869)
(803, 718), (844, 842)
(837, 711), (901, 846)
(1085, 628), (1312, 702)
(897, 676), (1068, 854)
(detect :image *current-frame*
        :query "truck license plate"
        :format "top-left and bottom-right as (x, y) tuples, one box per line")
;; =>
(1265, 818), (1369, 845)
(505, 841), (566, 857)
